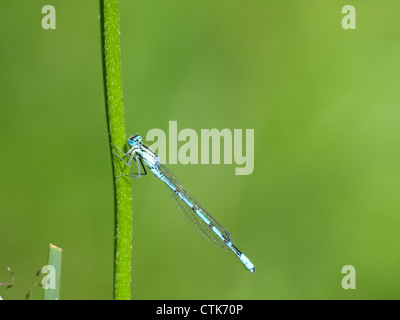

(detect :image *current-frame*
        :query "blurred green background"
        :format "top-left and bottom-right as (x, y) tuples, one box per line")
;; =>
(1, 0), (399, 299)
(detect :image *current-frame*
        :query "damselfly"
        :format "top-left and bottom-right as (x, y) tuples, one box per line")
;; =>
(113, 134), (256, 273)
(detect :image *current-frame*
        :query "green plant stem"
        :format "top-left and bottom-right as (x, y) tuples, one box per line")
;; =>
(100, 0), (133, 300)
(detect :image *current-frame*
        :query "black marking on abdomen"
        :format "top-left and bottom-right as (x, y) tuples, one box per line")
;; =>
(221, 235), (230, 245)
(231, 244), (242, 256)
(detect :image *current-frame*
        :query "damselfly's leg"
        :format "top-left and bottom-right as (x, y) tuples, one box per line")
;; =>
(115, 153), (145, 179)
(112, 144), (137, 166)
(112, 143), (133, 157)
(139, 158), (147, 176)
(135, 155), (141, 178)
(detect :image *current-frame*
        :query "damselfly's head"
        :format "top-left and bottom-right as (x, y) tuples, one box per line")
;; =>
(127, 134), (142, 147)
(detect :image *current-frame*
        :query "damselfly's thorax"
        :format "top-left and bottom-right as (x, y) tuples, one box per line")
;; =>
(128, 135), (160, 170)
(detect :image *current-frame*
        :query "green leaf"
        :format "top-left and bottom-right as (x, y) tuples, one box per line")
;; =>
(43, 243), (62, 300)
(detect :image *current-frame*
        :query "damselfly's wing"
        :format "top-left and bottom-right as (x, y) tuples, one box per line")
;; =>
(158, 164), (232, 252)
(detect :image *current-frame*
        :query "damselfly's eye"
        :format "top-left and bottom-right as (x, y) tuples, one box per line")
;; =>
(128, 134), (142, 146)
